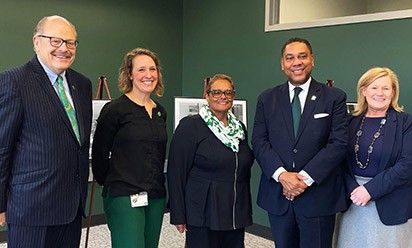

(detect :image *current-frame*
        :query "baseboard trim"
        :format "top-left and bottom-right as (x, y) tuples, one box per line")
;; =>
(246, 223), (272, 241)
(82, 213), (107, 228)
(0, 214), (107, 243)
(0, 214), (273, 243)
(0, 230), (5, 243)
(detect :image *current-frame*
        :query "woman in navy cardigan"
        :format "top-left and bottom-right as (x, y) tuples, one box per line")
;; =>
(336, 67), (412, 247)
(167, 74), (254, 248)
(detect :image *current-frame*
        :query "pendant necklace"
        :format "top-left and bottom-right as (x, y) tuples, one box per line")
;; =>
(354, 113), (387, 169)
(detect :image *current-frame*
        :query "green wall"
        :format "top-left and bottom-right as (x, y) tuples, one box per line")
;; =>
(182, 0), (412, 227)
(2, 0), (412, 232)
(0, 0), (183, 136)
(0, 0), (182, 232)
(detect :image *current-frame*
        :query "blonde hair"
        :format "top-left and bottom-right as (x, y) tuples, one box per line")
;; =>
(354, 67), (403, 116)
(118, 48), (164, 96)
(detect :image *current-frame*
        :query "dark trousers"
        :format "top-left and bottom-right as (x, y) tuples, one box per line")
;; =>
(186, 225), (245, 248)
(7, 209), (82, 248)
(268, 204), (336, 248)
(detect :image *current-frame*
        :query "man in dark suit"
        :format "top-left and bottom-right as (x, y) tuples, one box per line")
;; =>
(252, 37), (348, 248)
(0, 15), (92, 247)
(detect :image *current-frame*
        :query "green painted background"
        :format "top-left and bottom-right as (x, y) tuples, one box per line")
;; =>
(0, 0), (183, 134)
(181, 0), (412, 227)
(0, 0), (182, 232)
(1, 0), (412, 231)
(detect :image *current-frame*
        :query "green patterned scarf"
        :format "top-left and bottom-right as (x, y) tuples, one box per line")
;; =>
(199, 104), (245, 152)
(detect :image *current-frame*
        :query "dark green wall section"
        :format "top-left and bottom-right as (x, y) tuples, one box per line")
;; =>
(0, 0), (183, 138)
(2, 0), (412, 232)
(0, 0), (182, 231)
(182, 0), (412, 227)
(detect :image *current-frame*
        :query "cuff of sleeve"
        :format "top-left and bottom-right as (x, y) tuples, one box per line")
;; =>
(272, 167), (287, 182)
(299, 170), (315, 186)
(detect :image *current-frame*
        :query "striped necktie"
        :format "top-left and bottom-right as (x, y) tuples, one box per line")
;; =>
(56, 75), (81, 143)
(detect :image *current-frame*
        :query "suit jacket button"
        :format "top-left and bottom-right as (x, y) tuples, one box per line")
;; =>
(293, 149), (298, 153)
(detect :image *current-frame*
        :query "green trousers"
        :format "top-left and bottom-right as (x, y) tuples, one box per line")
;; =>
(103, 194), (166, 248)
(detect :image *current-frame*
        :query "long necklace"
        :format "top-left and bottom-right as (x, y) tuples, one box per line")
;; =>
(354, 114), (387, 169)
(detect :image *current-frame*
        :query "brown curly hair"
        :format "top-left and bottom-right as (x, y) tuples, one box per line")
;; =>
(118, 48), (164, 96)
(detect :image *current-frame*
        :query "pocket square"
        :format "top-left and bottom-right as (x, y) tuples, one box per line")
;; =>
(314, 113), (329, 119)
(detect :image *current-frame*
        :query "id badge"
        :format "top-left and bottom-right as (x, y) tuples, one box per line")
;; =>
(130, 191), (148, 207)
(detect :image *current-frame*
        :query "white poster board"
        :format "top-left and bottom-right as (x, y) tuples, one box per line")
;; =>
(346, 102), (358, 114)
(174, 97), (247, 130)
(89, 100), (111, 181)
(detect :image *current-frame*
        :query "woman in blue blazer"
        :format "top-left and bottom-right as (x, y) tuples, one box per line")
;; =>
(336, 67), (412, 247)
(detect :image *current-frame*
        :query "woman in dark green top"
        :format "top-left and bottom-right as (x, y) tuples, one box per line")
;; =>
(92, 48), (167, 248)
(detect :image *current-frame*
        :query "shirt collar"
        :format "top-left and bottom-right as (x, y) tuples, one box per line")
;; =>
(288, 77), (311, 94)
(37, 55), (66, 84)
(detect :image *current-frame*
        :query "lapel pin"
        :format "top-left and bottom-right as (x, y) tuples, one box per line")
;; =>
(157, 111), (162, 117)
(311, 95), (316, 101)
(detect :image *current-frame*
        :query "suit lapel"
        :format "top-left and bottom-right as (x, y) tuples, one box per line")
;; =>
(295, 80), (321, 141)
(66, 70), (84, 145)
(349, 115), (362, 142)
(279, 83), (295, 140)
(347, 115), (362, 176)
(379, 109), (396, 171)
(30, 57), (80, 145)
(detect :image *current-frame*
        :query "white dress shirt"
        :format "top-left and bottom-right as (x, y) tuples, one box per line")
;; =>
(272, 77), (314, 186)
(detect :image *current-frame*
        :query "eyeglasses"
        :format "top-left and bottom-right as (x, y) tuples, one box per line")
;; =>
(207, 89), (236, 99)
(37, 35), (79, 49)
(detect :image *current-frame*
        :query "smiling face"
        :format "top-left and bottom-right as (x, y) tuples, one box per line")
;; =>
(281, 41), (314, 86)
(33, 16), (77, 75)
(205, 79), (234, 117)
(363, 75), (394, 116)
(130, 55), (158, 95)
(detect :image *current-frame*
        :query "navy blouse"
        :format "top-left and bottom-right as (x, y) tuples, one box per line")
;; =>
(348, 117), (385, 177)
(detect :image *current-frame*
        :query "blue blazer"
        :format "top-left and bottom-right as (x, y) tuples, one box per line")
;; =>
(0, 56), (92, 225)
(344, 108), (412, 225)
(252, 79), (348, 217)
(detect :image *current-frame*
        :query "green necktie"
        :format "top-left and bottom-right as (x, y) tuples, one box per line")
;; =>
(56, 75), (81, 143)
(291, 87), (303, 137)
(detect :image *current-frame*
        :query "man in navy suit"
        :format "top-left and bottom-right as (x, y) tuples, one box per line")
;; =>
(0, 15), (92, 247)
(252, 37), (348, 248)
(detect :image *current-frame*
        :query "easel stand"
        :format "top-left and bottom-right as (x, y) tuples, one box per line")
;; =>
(95, 75), (112, 99)
(85, 76), (111, 248)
